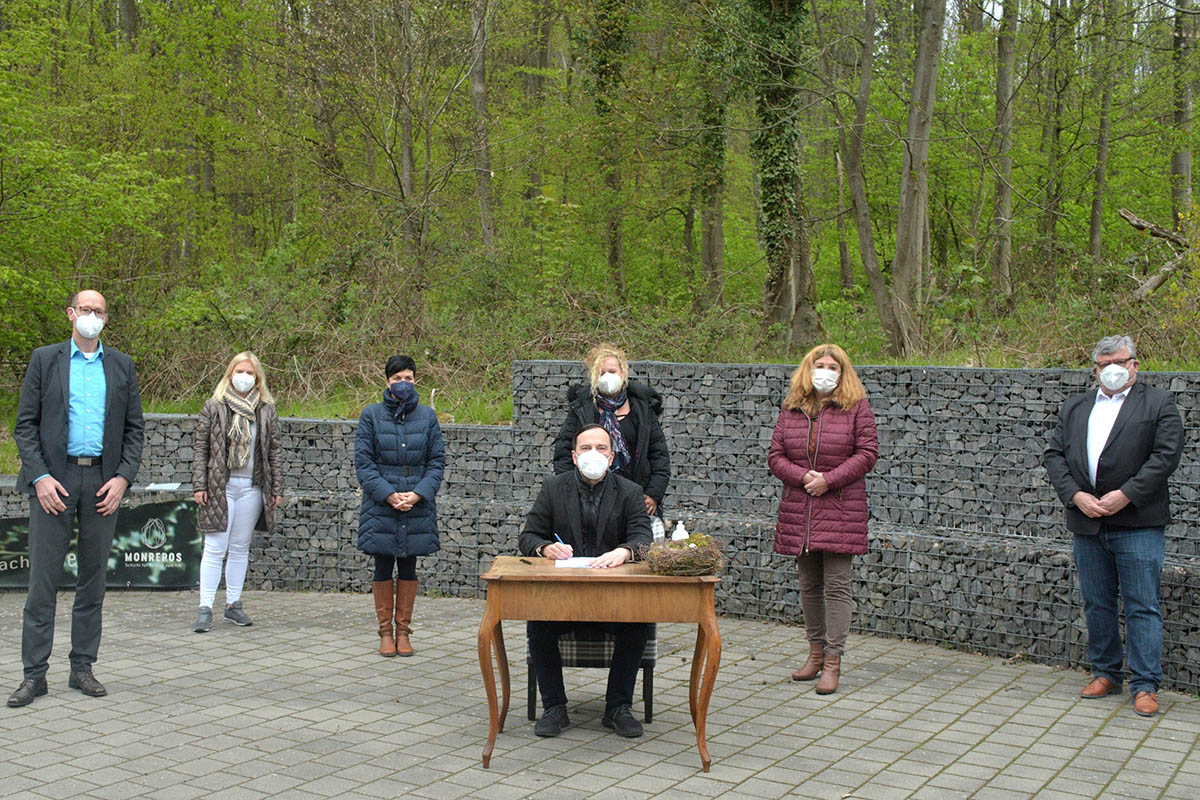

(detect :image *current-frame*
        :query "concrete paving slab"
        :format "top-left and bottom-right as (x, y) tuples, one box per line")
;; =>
(0, 590), (1196, 799)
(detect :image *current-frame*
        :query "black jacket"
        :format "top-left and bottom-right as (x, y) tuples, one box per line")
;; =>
(518, 470), (653, 558)
(550, 380), (671, 504)
(14, 340), (145, 492)
(1044, 380), (1184, 535)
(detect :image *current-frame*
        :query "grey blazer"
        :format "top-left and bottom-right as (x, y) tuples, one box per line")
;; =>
(13, 340), (145, 492)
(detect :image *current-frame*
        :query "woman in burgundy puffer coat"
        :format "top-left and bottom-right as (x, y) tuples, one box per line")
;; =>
(769, 344), (878, 695)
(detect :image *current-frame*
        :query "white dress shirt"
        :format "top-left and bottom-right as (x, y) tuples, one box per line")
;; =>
(1086, 387), (1128, 487)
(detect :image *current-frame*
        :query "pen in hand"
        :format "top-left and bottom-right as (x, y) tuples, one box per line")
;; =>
(549, 534), (573, 560)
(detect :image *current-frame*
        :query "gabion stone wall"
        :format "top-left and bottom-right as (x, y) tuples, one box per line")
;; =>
(512, 361), (1200, 554)
(3, 361), (1200, 691)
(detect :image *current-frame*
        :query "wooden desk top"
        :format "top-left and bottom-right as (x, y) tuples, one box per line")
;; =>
(481, 555), (721, 585)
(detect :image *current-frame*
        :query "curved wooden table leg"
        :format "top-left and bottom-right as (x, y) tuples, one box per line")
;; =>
(495, 622), (510, 732)
(478, 601), (502, 768)
(689, 622), (707, 726)
(694, 613), (721, 772)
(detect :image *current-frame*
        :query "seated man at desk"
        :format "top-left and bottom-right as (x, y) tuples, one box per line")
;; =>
(518, 423), (653, 738)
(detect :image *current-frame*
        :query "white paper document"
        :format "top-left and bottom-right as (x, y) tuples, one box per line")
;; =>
(145, 482), (183, 491)
(554, 557), (597, 569)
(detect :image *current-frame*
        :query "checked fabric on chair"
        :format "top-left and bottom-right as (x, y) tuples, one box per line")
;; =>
(526, 624), (658, 722)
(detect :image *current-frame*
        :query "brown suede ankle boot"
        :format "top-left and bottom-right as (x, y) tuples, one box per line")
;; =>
(815, 654), (840, 694)
(372, 580), (397, 657)
(394, 579), (418, 657)
(792, 643), (824, 681)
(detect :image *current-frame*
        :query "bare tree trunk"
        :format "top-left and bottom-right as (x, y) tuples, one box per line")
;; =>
(835, 152), (854, 296)
(991, 0), (1016, 299)
(1038, 0), (1068, 276)
(118, 0), (137, 42)
(891, 0), (947, 352)
(1088, 0), (1114, 261)
(524, 0), (554, 201)
(399, 0), (418, 247)
(789, 172), (823, 344)
(698, 80), (726, 307)
(470, 0), (497, 250)
(1171, 0), (1193, 229)
(825, 0), (902, 351)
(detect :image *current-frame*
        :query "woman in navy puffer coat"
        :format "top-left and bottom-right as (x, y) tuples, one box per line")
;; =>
(355, 355), (445, 658)
(769, 344), (878, 695)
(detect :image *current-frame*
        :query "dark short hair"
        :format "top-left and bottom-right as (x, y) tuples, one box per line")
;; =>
(385, 355), (416, 378)
(574, 423), (611, 449)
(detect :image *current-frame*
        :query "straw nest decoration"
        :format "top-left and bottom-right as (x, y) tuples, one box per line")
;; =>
(641, 533), (725, 577)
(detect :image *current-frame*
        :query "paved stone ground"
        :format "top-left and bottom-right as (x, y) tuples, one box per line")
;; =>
(0, 590), (1197, 799)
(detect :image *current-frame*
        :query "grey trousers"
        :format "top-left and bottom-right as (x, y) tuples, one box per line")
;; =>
(796, 551), (854, 656)
(22, 463), (119, 679)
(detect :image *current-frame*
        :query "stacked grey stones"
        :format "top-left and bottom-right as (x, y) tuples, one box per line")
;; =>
(2, 361), (1198, 690)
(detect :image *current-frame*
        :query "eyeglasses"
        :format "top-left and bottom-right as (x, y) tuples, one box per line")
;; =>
(74, 306), (108, 318)
(1095, 357), (1133, 369)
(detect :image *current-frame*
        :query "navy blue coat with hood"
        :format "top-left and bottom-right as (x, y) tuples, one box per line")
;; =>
(355, 389), (445, 557)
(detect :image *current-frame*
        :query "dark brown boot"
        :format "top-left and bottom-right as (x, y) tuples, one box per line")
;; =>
(394, 579), (418, 657)
(815, 654), (840, 694)
(792, 642), (824, 681)
(372, 580), (397, 657)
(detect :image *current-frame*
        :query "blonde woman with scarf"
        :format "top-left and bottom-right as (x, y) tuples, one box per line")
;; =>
(191, 352), (282, 632)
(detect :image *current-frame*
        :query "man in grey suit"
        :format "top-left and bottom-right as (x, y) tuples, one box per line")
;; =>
(8, 290), (144, 708)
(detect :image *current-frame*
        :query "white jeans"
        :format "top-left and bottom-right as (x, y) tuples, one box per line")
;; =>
(199, 477), (262, 608)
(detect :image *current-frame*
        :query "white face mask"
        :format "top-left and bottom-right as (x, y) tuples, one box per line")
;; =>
(576, 450), (610, 481)
(597, 371), (624, 396)
(1098, 364), (1130, 392)
(812, 368), (840, 393)
(231, 373), (257, 394)
(74, 312), (104, 340)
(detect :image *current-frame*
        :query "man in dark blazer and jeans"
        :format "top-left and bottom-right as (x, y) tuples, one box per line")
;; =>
(519, 424), (652, 738)
(1044, 334), (1184, 717)
(8, 290), (144, 708)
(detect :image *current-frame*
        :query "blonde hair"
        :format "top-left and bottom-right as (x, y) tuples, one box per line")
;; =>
(211, 351), (275, 404)
(584, 342), (629, 395)
(783, 344), (866, 416)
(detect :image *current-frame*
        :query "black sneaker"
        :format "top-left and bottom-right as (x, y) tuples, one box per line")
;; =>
(602, 704), (643, 737)
(534, 704), (570, 737)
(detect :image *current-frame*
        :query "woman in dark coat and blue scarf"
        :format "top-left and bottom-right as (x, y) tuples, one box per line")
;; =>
(551, 343), (670, 516)
(355, 355), (445, 658)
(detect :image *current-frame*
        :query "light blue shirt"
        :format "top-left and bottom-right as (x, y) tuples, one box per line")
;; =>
(67, 339), (107, 457)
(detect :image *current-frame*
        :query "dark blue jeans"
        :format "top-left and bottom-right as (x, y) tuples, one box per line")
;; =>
(1073, 526), (1164, 694)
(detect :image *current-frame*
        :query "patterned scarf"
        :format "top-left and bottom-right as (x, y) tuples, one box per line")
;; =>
(223, 387), (260, 470)
(596, 390), (631, 472)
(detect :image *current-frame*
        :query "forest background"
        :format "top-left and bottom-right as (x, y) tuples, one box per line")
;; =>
(1, 0), (1198, 450)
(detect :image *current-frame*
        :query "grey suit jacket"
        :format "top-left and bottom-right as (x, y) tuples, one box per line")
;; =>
(13, 339), (145, 493)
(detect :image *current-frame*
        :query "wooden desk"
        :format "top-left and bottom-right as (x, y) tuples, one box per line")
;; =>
(477, 556), (722, 771)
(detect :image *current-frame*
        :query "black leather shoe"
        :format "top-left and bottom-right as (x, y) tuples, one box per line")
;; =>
(602, 704), (644, 737)
(534, 704), (569, 737)
(68, 669), (107, 697)
(6, 676), (47, 708)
